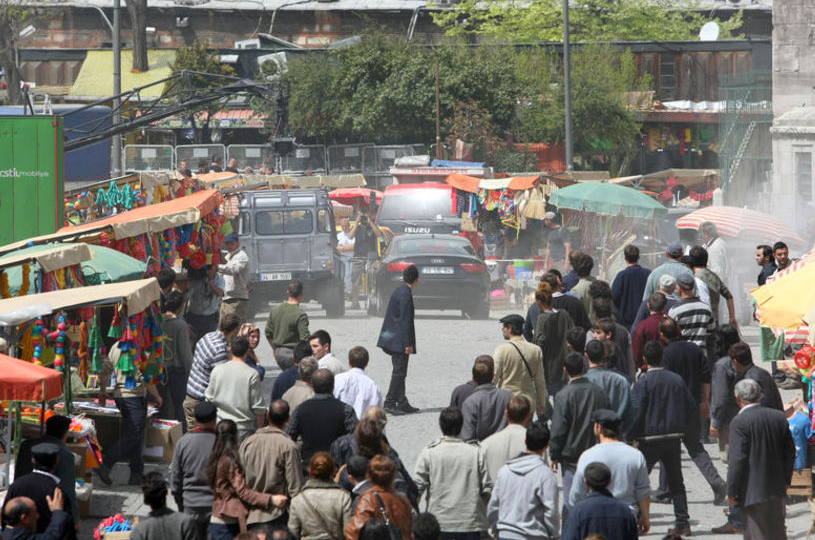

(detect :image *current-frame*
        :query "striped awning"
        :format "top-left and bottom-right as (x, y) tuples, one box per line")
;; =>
(676, 206), (805, 249)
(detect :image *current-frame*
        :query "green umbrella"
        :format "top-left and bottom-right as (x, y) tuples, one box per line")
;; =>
(0, 243), (146, 293)
(548, 181), (667, 219)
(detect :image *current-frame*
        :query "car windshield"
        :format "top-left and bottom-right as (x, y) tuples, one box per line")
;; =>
(378, 188), (455, 221)
(392, 238), (475, 256)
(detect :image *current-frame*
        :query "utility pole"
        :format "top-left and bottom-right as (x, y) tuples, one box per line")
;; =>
(563, 0), (573, 171)
(435, 57), (443, 160)
(112, 0), (122, 176)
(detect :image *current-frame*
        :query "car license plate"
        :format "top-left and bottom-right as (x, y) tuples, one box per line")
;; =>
(421, 266), (454, 275)
(260, 272), (292, 281)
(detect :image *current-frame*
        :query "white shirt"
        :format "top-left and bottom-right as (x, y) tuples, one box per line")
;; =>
(337, 231), (355, 258)
(333, 367), (383, 418)
(705, 236), (728, 279)
(694, 276), (711, 307)
(218, 247), (250, 300)
(318, 353), (347, 375)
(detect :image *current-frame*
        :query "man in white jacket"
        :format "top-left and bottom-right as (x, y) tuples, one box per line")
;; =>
(488, 421), (559, 540)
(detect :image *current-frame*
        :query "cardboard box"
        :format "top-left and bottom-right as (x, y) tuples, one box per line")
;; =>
(102, 532), (132, 540)
(144, 420), (182, 462)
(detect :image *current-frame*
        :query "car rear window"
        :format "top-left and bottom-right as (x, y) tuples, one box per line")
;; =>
(393, 238), (475, 256)
(378, 188), (454, 221)
(255, 210), (313, 235)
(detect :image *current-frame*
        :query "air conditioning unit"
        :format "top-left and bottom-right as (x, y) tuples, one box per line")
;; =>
(258, 52), (288, 77)
(235, 38), (261, 49)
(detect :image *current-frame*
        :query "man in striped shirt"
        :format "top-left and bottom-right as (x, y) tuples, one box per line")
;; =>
(667, 273), (714, 354)
(183, 313), (241, 430)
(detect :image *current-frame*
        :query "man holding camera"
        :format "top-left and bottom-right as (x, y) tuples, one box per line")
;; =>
(348, 208), (382, 309)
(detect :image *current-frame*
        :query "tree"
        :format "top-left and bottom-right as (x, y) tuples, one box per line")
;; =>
(277, 34), (523, 145)
(514, 45), (652, 175)
(445, 99), (501, 164)
(170, 40), (235, 144)
(124, 0), (148, 72)
(0, 0), (30, 105)
(432, 0), (743, 43)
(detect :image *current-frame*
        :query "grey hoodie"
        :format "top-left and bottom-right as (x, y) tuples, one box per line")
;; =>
(487, 453), (560, 540)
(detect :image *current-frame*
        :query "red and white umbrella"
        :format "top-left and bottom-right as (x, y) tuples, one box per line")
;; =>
(675, 206), (806, 249)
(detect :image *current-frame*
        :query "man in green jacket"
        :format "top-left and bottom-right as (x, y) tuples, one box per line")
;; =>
(265, 280), (310, 370)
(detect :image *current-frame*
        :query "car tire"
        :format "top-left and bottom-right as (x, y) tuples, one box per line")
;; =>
(468, 299), (490, 320)
(324, 281), (346, 318)
(375, 292), (387, 318)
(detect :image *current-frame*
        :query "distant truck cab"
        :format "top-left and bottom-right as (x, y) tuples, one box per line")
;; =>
(375, 183), (460, 235)
(237, 189), (345, 318)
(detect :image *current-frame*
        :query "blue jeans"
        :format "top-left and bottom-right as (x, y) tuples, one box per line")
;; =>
(209, 522), (240, 540)
(103, 396), (147, 476)
(560, 462), (576, 527)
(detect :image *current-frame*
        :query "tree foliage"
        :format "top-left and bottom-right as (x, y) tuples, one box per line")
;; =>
(514, 45), (651, 174)
(278, 35), (522, 145)
(431, 0), (743, 42)
(267, 35), (653, 173)
(171, 40), (235, 144)
(0, 0), (31, 105)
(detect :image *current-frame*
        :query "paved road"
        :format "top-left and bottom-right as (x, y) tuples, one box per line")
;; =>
(79, 301), (811, 539)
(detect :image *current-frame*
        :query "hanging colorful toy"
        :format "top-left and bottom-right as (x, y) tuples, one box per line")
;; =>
(32, 317), (45, 366)
(52, 315), (67, 371)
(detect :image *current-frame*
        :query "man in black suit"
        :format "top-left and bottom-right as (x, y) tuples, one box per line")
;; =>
(729, 342), (783, 411)
(3, 444), (72, 535)
(15, 417), (78, 533)
(377, 264), (418, 415)
(727, 378), (795, 540)
(2, 489), (70, 540)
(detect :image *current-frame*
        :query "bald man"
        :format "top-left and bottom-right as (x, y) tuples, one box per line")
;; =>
(2, 490), (69, 540)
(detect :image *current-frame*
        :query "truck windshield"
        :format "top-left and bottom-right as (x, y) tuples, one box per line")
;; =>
(377, 188), (455, 222)
(255, 210), (313, 235)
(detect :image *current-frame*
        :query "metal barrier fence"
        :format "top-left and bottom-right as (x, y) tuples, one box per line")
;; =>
(281, 144), (328, 175)
(363, 145), (417, 173)
(122, 144), (175, 172)
(327, 143), (372, 174)
(227, 144), (269, 171)
(176, 144), (227, 171)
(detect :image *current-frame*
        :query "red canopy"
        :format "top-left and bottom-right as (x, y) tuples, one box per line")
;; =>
(328, 188), (383, 206)
(446, 173), (539, 193)
(0, 355), (63, 402)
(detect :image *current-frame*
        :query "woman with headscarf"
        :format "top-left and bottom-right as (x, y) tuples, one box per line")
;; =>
(239, 323), (266, 381)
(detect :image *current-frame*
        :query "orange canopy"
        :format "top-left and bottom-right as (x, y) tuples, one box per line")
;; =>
(446, 173), (539, 193)
(59, 190), (224, 239)
(0, 355), (63, 402)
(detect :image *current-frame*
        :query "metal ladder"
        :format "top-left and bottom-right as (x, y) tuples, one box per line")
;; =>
(726, 120), (757, 185)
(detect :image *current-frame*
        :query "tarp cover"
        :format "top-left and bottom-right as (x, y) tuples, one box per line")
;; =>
(0, 278), (160, 321)
(0, 355), (63, 402)
(446, 173), (539, 193)
(0, 244), (93, 273)
(58, 190), (223, 239)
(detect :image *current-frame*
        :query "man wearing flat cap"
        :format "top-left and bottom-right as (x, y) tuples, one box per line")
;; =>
(218, 232), (250, 325)
(568, 409), (650, 534)
(15, 416), (78, 533)
(561, 462), (638, 540)
(492, 314), (548, 418)
(641, 242), (695, 301)
(3, 444), (73, 536)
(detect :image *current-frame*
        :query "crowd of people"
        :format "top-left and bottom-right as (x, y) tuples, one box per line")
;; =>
(0, 221), (802, 540)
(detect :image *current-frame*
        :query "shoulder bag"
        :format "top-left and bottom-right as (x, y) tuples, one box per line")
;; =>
(509, 342), (539, 403)
(374, 492), (403, 540)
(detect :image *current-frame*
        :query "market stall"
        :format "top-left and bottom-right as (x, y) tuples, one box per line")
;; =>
(0, 354), (64, 486)
(57, 190), (228, 275)
(548, 181), (667, 279)
(0, 244), (93, 299)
